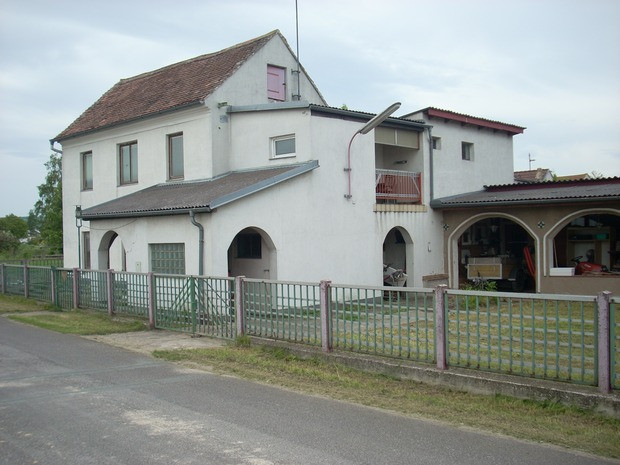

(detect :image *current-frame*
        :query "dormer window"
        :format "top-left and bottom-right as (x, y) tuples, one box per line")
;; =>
(267, 65), (286, 101)
(271, 135), (296, 159)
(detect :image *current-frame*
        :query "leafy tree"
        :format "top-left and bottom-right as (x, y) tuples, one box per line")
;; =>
(29, 153), (63, 253)
(0, 230), (19, 252)
(0, 214), (28, 240)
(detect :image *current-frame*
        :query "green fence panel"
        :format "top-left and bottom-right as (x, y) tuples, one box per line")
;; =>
(27, 266), (52, 301)
(194, 276), (236, 339)
(154, 274), (197, 333)
(445, 290), (597, 386)
(53, 269), (74, 309)
(113, 272), (149, 317)
(78, 270), (108, 311)
(612, 298), (619, 390)
(243, 279), (321, 346)
(330, 285), (436, 363)
(3, 265), (25, 296)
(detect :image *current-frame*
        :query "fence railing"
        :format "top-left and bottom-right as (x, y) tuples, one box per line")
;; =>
(0, 264), (616, 393)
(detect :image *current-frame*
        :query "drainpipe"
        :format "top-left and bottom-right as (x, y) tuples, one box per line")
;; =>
(427, 126), (434, 202)
(50, 140), (63, 155)
(189, 210), (204, 276)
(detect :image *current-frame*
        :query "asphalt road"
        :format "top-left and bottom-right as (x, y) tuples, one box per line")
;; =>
(0, 317), (616, 465)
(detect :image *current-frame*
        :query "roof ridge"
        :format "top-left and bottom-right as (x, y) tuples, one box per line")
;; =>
(118, 30), (280, 85)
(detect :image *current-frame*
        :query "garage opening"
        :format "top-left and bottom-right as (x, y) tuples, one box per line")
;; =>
(458, 217), (535, 292)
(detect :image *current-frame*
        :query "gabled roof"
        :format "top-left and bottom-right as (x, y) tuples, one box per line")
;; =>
(54, 30), (281, 141)
(514, 168), (554, 183)
(81, 161), (318, 220)
(430, 177), (620, 209)
(404, 107), (525, 135)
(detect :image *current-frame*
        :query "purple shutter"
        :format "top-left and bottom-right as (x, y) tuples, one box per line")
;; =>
(267, 65), (286, 101)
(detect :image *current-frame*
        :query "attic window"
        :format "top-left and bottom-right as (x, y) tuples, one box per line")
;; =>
(462, 142), (474, 161)
(271, 135), (296, 159)
(267, 65), (286, 101)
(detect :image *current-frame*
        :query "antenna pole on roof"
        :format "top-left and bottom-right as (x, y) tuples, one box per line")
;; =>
(293, 0), (301, 101)
(528, 153), (536, 170)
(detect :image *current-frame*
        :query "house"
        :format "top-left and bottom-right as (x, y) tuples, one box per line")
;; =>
(53, 30), (617, 294)
(514, 168), (554, 183)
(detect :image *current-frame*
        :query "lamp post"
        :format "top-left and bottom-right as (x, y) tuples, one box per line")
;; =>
(75, 205), (82, 269)
(345, 102), (401, 199)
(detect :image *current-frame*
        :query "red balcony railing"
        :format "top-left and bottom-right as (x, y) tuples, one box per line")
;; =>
(375, 169), (422, 203)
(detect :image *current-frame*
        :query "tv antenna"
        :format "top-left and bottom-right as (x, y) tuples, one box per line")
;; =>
(528, 153), (535, 170)
(292, 0), (301, 100)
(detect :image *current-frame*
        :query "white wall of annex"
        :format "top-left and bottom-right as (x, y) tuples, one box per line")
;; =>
(227, 108), (313, 171)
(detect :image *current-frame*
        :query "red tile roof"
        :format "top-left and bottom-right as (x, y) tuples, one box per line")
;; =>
(408, 107), (525, 135)
(514, 168), (553, 183)
(54, 30), (280, 141)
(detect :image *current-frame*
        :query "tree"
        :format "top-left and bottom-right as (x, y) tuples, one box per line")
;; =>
(29, 153), (63, 253)
(0, 214), (28, 240)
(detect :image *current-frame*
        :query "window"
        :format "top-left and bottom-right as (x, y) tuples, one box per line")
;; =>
(267, 64), (286, 101)
(168, 133), (184, 179)
(236, 233), (262, 259)
(119, 141), (138, 184)
(150, 243), (185, 274)
(271, 135), (296, 158)
(432, 137), (441, 150)
(82, 151), (93, 190)
(82, 232), (91, 269)
(462, 142), (474, 161)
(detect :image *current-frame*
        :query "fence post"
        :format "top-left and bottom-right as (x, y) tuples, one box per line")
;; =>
(597, 291), (612, 394)
(235, 276), (245, 336)
(0, 263), (4, 294)
(107, 269), (115, 316)
(147, 272), (155, 329)
(435, 285), (447, 370)
(320, 280), (332, 353)
(72, 268), (79, 309)
(23, 265), (29, 299)
(50, 268), (57, 307)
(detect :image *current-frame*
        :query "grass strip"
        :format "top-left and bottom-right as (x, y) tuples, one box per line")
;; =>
(8, 309), (147, 335)
(0, 294), (58, 314)
(154, 344), (620, 459)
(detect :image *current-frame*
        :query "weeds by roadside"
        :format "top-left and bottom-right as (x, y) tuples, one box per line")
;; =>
(0, 294), (58, 313)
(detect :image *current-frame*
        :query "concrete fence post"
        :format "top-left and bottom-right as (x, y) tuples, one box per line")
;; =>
(0, 263), (4, 294)
(107, 269), (115, 316)
(597, 291), (612, 394)
(235, 276), (245, 336)
(147, 272), (155, 329)
(23, 265), (29, 299)
(435, 285), (448, 370)
(50, 268), (57, 307)
(72, 268), (79, 309)
(320, 280), (332, 353)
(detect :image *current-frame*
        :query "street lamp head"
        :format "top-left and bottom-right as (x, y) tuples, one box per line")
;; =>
(75, 205), (82, 219)
(358, 102), (401, 135)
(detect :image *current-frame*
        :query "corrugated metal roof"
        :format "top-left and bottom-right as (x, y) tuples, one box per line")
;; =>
(430, 178), (620, 209)
(54, 31), (280, 141)
(81, 161), (318, 220)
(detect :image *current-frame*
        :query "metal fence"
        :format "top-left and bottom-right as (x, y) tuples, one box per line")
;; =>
(0, 263), (617, 392)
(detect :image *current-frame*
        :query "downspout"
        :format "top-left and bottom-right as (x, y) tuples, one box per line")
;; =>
(50, 140), (63, 155)
(427, 126), (434, 202)
(189, 210), (204, 276)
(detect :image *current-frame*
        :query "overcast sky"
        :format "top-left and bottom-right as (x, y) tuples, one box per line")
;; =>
(1, 0), (619, 217)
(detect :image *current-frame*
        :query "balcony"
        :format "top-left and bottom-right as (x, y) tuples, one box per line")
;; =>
(375, 169), (422, 204)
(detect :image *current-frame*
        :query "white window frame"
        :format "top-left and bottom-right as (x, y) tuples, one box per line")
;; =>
(432, 137), (441, 150)
(81, 151), (93, 190)
(270, 134), (296, 159)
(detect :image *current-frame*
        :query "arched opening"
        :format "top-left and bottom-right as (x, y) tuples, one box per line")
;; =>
(227, 227), (277, 279)
(97, 231), (126, 271)
(549, 212), (620, 274)
(382, 227), (413, 287)
(455, 216), (536, 292)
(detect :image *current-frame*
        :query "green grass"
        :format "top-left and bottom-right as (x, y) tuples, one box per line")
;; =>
(0, 294), (58, 313)
(153, 343), (620, 459)
(8, 310), (147, 335)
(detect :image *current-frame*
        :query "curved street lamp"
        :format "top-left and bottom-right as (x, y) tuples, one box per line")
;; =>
(345, 102), (401, 199)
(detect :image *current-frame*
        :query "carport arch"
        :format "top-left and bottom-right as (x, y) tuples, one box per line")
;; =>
(447, 212), (540, 291)
(382, 226), (414, 286)
(227, 226), (278, 279)
(543, 207), (620, 276)
(97, 230), (125, 271)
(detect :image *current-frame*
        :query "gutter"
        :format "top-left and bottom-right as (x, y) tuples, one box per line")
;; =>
(430, 196), (620, 209)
